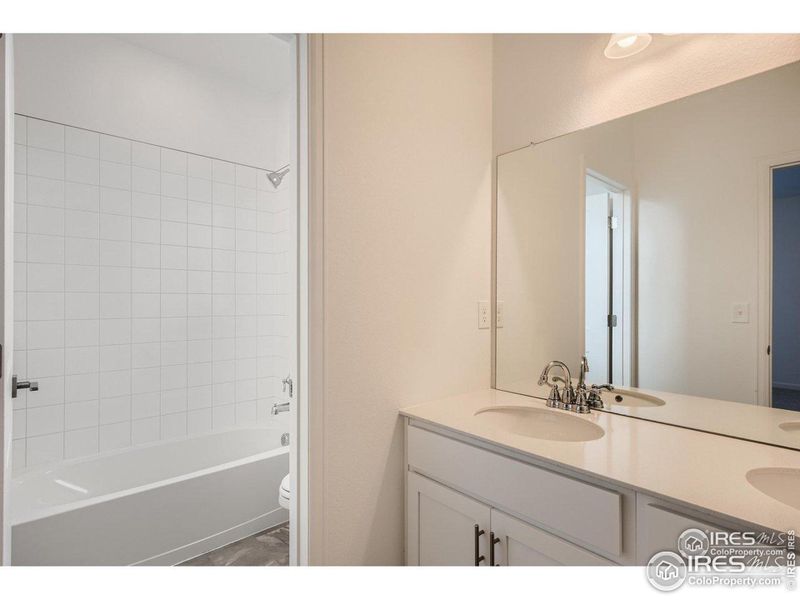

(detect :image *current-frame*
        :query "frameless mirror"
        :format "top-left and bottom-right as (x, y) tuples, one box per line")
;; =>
(495, 61), (800, 450)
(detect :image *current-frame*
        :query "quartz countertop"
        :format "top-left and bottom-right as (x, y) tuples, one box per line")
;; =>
(401, 388), (800, 534)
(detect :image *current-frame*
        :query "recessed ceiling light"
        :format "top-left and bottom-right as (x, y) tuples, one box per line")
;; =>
(604, 33), (653, 59)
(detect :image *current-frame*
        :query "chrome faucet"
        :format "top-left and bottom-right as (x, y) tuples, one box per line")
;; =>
(271, 401), (290, 415)
(538, 361), (574, 409)
(539, 356), (614, 413)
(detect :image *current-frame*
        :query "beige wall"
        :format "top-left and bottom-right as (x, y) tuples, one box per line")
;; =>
(493, 34), (800, 154)
(319, 34), (492, 564)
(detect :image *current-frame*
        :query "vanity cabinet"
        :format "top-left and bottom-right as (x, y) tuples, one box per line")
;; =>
(407, 471), (611, 566)
(405, 419), (765, 567)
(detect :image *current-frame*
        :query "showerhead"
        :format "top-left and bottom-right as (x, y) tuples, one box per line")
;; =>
(267, 165), (290, 189)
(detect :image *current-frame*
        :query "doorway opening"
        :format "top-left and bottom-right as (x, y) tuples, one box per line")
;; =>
(584, 173), (631, 386)
(771, 162), (800, 411)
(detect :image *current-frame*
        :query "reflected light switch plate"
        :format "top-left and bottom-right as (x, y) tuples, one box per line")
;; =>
(732, 303), (749, 324)
(478, 301), (490, 329)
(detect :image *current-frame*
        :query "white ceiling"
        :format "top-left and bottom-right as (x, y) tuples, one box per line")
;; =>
(113, 33), (292, 96)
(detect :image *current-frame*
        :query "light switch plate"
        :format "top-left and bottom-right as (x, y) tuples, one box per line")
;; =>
(732, 302), (750, 324)
(478, 301), (490, 329)
(496, 301), (504, 328)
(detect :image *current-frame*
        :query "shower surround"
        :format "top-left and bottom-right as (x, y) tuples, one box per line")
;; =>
(11, 115), (293, 470)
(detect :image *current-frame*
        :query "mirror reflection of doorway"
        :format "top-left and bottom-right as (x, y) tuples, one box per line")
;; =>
(584, 174), (626, 386)
(772, 162), (800, 411)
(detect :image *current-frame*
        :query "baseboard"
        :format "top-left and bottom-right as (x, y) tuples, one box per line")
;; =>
(134, 508), (290, 566)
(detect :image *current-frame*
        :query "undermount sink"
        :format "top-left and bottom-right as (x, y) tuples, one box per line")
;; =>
(474, 406), (605, 442)
(603, 389), (665, 408)
(778, 422), (800, 433)
(746, 467), (800, 511)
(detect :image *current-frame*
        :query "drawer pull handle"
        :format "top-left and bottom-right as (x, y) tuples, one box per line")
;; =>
(490, 531), (500, 566)
(474, 524), (485, 566)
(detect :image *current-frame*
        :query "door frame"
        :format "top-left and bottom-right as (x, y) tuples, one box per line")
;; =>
(757, 151), (800, 408)
(0, 32), (13, 566)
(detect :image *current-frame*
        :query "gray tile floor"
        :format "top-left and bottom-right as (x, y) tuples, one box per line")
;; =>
(179, 524), (289, 566)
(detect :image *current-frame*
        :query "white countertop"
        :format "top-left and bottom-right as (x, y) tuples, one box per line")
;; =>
(502, 378), (800, 450)
(400, 388), (800, 534)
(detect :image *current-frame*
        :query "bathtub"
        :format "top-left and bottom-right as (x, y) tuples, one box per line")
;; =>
(10, 428), (289, 565)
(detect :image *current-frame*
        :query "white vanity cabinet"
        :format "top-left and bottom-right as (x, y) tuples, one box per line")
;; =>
(405, 419), (766, 567)
(405, 421), (631, 565)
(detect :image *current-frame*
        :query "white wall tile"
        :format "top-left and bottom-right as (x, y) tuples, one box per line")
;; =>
(65, 153), (99, 184)
(65, 238), (99, 266)
(65, 292), (99, 319)
(132, 217), (160, 244)
(15, 144), (27, 174)
(100, 161), (131, 190)
(28, 320), (65, 349)
(100, 187), (131, 215)
(65, 373), (99, 404)
(65, 346), (99, 375)
(100, 370), (131, 399)
(161, 149), (187, 175)
(132, 167), (160, 195)
(99, 421), (130, 452)
(27, 263), (64, 292)
(161, 412), (187, 439)
(28, 175), (65, 208)
(212, 160), (235, 184)
(15, 114), (27, 145)
(27, 405), (65, 437)
(99, 395), (131, 425)
(100, 266), (131, 293)
(188, 155), (212, 180)
(65, 209), (99, 239)
(14, 117), (291, 465)
(65, 427), (99, 458)
(66, 127), (99, 159)
(100, 135), (131, 164)
(66, 318), (99, 346)
(27, 432), (64, 466)
(28, 205), (65, 236)
(28, 119), (64, 152)
(65, 182), (100, 212)
(66, 400), (99, 430)
(132, 142), (160, 170)
(132, 417), (160, 445)
(28, 292), (65, 321)
(188, 177), (212, 203)
(99, 214), (131, 241)
(132, 393), (160, 419)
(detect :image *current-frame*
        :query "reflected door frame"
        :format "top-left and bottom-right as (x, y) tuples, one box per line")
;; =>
(581, 164), (637, 388)
(758, 151), (800, 408)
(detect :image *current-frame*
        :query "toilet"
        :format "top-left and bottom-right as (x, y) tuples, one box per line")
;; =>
(279, 474), (290, 510)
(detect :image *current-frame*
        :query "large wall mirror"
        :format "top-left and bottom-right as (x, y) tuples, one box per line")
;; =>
(495, 60), (800, 450)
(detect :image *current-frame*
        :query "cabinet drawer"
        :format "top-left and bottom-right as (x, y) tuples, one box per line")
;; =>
(636, 495), (728, 564)
(407, 424), (622, 557)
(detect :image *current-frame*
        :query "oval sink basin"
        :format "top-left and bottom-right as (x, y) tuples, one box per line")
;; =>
(604, 390), (665, 408)
(474, 406), (604, 442)
(746, 467), (800, 511)
(778, 422), (800, 433)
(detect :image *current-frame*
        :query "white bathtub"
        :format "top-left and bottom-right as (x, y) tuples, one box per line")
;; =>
(10, 428), (289, 565)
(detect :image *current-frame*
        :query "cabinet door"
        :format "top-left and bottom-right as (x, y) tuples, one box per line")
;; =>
(490, 509), (613, 566)
(407, 472), (491, 566)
